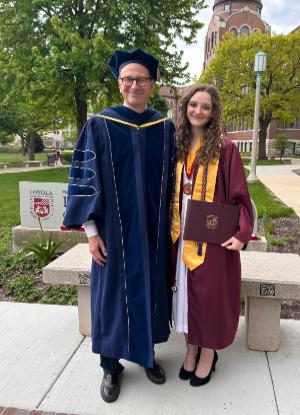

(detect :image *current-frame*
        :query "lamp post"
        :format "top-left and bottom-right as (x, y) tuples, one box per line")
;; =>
(247, 51), (267, 184)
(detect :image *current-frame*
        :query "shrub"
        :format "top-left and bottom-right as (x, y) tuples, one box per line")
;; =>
(0, 251), (42, 277)
(61, 152), (73, 164)
(24, 216), (63, 265)
(6, 275), (41, 302)
(0, 146), (22, 154)
(41, 284), (77, 305)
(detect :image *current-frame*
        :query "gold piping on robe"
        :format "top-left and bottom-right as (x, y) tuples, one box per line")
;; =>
(96, 114), (168, 129)
(171, 157), (219, 271)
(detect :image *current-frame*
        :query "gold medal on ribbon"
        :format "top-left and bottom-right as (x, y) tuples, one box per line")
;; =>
(183, 182), (192, 195)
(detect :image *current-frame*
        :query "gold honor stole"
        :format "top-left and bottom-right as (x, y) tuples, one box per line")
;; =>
(171, 157), (219, 271)
(96, 114), (168, 129)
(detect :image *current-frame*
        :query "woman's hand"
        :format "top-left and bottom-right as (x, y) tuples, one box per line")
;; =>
(88, 234), (107, 266)
(221, 236), (244, 251)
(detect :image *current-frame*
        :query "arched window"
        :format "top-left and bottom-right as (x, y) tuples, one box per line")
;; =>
(240, 25), (250, 36)
(252, 28), (261, 33)
(229, 27), (238, 36)
(208, 38), (211, 51)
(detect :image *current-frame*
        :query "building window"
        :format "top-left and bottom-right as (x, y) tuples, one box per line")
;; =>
(252, 28), (261, 33)
(240, 25), (250, 36)
(242, 86), (249, 95)
(210, 32), (217, 49)
(224, 4), (230, 11)
(278, 120), (297, 129)
(229, 27), (238, 36)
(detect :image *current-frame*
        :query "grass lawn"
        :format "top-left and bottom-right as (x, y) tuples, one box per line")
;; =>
(242, 157), (285, 166)
(0, 166), (293, 252)
(243, 168), (293, 218)
(0, 168), (69, 252)
(248, 182), (294, 218)
(0, 152), (48, 166)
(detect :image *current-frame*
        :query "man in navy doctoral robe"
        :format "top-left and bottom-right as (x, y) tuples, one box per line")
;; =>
(63, 49), (175, 403)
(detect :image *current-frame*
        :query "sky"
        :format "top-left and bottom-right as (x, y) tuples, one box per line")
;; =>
(181, 0), (300, 80)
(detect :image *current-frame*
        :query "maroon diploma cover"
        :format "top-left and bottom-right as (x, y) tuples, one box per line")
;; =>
(183, 200), (240, 244)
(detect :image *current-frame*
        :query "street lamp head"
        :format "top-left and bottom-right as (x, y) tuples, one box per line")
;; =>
(254, 52), (267, 74)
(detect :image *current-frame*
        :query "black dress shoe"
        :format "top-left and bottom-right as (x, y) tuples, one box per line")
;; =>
(179, 347), (201, 380)
(100, 373), (120, 403)
(145, 361), (166, 384)
(190, 350), (218, 387)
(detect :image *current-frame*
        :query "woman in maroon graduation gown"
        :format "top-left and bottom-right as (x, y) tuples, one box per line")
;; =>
(171, 84), (253, 386)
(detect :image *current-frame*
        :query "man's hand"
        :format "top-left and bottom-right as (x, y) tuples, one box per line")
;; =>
(221, 236), (244, 251)
(88, 234), (107, 266)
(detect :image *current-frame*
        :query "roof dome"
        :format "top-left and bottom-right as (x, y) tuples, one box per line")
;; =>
(213, 0), (263, 10)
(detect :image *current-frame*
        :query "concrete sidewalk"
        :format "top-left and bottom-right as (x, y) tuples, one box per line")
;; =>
(1, 302), (300, 415)
(0, 165), (70, 174)
(252, 165), (300, 217)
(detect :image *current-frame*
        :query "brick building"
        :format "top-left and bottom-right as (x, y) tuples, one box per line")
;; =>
(203, 1), (300, 156)
(204, 0), (270, 69)
(159, 86), (187, 124)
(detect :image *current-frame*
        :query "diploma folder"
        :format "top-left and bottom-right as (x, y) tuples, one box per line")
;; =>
(183, 200), (240, 244)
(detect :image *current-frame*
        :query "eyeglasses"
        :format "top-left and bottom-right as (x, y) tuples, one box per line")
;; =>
(119, 77), (152, 87)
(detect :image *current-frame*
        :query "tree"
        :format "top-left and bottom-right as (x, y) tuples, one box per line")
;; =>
(0, 0), (207, 137)
(149, 87), (169, 116)
(0, 104), (20, 145)
(274, 133), (290, 160)
(0, 44), (71, 159)
(201, 32), (300, 159)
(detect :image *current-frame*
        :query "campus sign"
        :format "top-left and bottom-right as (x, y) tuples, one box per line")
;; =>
(19, 182), (67, 229)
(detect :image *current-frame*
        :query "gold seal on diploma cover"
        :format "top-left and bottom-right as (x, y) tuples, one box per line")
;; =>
(206, 214), (218, 230)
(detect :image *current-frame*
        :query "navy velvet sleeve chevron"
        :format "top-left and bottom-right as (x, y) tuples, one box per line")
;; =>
(63, 120), (103, 228)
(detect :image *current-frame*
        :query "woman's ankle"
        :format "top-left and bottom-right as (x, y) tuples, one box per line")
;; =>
(186, 343), (198, 357)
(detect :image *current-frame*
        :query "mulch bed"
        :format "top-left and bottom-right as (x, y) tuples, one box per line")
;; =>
(266, 215), (300, 319)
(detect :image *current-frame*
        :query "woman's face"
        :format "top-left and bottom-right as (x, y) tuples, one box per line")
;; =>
(187, 91), (213, 130)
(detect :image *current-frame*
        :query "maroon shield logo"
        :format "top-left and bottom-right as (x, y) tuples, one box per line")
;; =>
(33, 197), (50, 218)
(30, 189), (54, 221)
(33, 197), (51, 218)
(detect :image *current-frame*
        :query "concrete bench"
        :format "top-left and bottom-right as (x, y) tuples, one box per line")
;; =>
(42, 243), (300, 352)
(0, 162), (9, 169)
(23, 160), (43, 167)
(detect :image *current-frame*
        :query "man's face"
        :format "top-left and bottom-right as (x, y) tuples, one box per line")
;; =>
(118, 63), (154, 112)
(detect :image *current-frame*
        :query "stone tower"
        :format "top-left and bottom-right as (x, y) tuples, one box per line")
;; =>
(204, 0), (271, 69)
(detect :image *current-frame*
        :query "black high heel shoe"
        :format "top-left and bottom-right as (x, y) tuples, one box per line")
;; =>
(179, 347), (201, 380)
(190, 350), (218, 387)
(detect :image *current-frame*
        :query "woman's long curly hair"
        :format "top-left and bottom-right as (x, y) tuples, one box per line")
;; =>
(176, 84), (224, 166)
